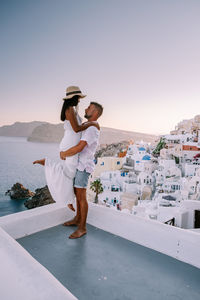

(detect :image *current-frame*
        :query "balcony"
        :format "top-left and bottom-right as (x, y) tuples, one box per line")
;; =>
(0, 203), (200, 299)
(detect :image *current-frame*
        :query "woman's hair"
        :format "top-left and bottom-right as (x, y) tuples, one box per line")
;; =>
(60, 95), (79, 121)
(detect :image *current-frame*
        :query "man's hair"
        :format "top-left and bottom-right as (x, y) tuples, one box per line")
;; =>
(90, 102), (103, 117)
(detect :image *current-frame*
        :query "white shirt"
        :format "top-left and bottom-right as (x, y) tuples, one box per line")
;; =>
(77, 126), (100, 173)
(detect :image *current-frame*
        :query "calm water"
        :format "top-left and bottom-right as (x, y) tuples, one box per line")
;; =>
(0, 137), (59, 217)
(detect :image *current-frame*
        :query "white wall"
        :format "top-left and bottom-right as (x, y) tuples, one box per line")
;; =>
(93, 157), (123, 177)
(183, 163), (200, 177)
(179, 200), (200, 229)
(0, 203), (74, 239)
(183, 150), (200, 160)
(87, 204), (200, 269)
(0, 200), (200, 300)
(0, 204), (77, 300)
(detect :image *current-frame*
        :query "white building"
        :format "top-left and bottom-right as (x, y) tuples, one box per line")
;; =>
(137, 172), (153, 186)
(183, 163), (200, 177)
(92, 157), (124, 178)
(159, 159), (176, 170)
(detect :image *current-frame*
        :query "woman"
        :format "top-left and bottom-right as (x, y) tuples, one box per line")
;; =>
(33, 86), (99, 211)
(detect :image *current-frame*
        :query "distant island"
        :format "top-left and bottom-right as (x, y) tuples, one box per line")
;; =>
(0, 121), (47, 137)
(0, 121), (158, 145)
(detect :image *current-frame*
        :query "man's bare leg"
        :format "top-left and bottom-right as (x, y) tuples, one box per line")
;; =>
(69, 188), (88, 238)
(33, 159), (45, 166)
(63, 188), (81, 226)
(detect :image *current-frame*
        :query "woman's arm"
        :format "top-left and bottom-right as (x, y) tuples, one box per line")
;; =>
(65, 107), (100, 132)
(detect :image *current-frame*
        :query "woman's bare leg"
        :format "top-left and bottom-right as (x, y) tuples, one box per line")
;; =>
(33, 159), (45, 166)
(63, 191), (81, 226)
(68, 203), (75, 212)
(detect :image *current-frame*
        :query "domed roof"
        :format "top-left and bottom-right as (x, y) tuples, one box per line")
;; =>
(142, 155), (151, 161)
(139, 147), (146, 151)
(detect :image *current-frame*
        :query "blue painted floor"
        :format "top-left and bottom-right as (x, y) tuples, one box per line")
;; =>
(18, 224), (200, 300)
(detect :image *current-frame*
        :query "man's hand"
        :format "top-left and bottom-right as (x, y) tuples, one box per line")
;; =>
(60, 151), (66, 160)
(60, 141), (87, 159)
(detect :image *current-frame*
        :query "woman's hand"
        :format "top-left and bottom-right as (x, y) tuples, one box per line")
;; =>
(60, 151), (66, 160)
(83, 121), (100, 130)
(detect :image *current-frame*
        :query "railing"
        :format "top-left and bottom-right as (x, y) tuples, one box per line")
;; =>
(164, 217), (175, 226)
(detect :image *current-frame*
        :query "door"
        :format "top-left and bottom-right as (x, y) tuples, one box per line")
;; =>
(194, 210), (200, 228)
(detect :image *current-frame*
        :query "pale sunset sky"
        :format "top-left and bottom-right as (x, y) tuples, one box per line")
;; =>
(1, 0), (200, 134)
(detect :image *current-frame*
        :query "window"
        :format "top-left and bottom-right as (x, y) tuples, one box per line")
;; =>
(117, 161), (120, 165)
(101, 162), (104, 166)
(111, 185), (119, 192)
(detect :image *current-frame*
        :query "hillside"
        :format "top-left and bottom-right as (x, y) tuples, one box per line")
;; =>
(99, 127), (157, 145)
(28, 124), (158, 145)
(27, 123), (64, 143)
(0, 121), (47, 137)
(0, 121), (158, 145)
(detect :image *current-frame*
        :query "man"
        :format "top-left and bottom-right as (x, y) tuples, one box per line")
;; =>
(60, 102), (103, 239)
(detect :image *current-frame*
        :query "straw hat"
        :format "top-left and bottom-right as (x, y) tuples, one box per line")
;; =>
(63, 86), (86, 100)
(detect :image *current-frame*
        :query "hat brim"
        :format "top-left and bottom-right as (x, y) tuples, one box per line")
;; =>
(63, 94), (86, 100)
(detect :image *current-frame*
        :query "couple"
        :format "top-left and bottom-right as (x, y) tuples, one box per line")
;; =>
(33, 86), (103, 239)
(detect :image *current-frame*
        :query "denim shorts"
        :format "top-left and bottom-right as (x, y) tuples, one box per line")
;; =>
(74, 169), (90, 189)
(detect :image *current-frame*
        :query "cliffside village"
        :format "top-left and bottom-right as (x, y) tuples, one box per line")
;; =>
(88, 115), (200, 231)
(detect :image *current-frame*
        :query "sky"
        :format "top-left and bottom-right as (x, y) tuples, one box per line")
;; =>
(1, 0), (200, 135)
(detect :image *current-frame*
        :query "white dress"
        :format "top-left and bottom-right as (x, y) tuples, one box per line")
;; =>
(44, 116), (81, 205)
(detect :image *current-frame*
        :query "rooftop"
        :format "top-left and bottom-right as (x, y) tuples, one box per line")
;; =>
(1, 203), (200, 300)
(18, 223), (200, 300)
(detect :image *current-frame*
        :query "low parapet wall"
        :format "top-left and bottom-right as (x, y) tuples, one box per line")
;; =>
(0, 204), (77, 300)
(87, 203), (200, 269)
(1, 203), (200, 269)
(0, 202), (200, 300)
(0, 225), (77, 300)
(0, 203), (74, 239)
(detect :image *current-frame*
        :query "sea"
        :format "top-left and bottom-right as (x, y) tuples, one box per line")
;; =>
(0, 136), (59, 217)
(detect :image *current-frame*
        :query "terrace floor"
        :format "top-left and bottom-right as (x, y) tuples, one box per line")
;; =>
(18, 224), (200, 300)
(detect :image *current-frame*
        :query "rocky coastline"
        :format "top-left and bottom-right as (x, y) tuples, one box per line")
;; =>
(6, 183), (55, 209)
(24, 186), (55, 209)
(5, 183), (35, 199)
(95, 141), (129, 158)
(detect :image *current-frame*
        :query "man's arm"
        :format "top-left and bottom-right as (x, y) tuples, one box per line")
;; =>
(60, 140), (87, 160)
